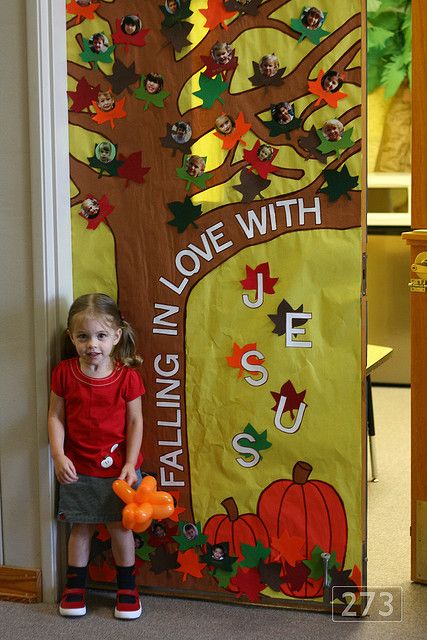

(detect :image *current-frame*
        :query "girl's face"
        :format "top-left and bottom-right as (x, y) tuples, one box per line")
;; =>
(214, 44), (231, 65)
(167, 0), (178, 12)
(97, 92), (114, 111)
(99, 144), (112, 162)
(124, 22), (137, 35)
(323, 74), (339, 92)
(216, 115), (234, 135)
(146, 79), (160, 94)
(187, 158), (204, 177)
(69, 313), (121, 373)
(324, 123), (342, 141)
(258, 146), (272, 162)
(77, 0), (91, 5)
(261, 58), (277, 77)
(82, 199), (99, 217)
(278, 105), (292, 123)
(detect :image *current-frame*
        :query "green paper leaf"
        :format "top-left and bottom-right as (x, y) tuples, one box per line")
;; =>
(303, 545), (339, 582)
(317, 127), (354, 157)
(176, 164), (213, 191)
(160, 0), (192, 27)
(134, 76), (169, 110)
(263, 117), (301, 139)
(193, 73), (229, 109)
(290, 16), (330, 45)
(239, 423), (272, 460)
(319, 165), (359, 202)
(200, 543), (238, 573)
(80, 38), (114, 69)
(172, 521), (208, 551)
(210, 561), (238, 588)
(135, 533), (155, 561)
(167, 196), (202, 233)
(87, 146), (123, 177)
(239, 540), (271, 568)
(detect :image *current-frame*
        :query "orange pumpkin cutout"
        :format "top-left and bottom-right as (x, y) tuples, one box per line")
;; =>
(203, 497), (270, 564)
(88, 555), (116, 583)
(257, 461), (348, 599)
(113, 475), (175, 533)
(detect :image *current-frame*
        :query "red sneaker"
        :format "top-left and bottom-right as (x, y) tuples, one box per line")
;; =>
(59, 587), (86, 617)
(114, 588), (142, 620)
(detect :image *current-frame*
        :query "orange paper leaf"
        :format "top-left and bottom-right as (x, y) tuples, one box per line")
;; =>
(91, 97), (127, 129)
(270, 530), (305, 566)
(213, 112), (251, 149)
(175, 549), (206, 581)
(226, 342), (264, 379)
(307, 70), (347, 108)
(199, 0), (237, 30)
(66, 1), (100, 23)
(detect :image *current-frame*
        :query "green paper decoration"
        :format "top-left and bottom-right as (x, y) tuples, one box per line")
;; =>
(172, 521), (208, 551)
(239, 540), (271, 568)
(134, 76), (170, 110)
(316, 128), (354, 156)
(193, 73), (229, 109)
(176, 158), (213, 191)
(80, 38), (115, 69)
(303, 545), (339, 582)
(87, 145), (123, 177)
(239, 424), (272, 461)
(135, 533), (155, 561)
(167, 196), (202, 233)
(200, 542), (238, 573)
(319, 165), (359, 202)
(210, 561), (239, 588)
(263, 117), (302, 139)
(290, 16), (330, 45)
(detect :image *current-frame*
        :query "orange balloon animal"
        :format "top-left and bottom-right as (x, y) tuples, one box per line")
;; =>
(112, 475), (175, 533)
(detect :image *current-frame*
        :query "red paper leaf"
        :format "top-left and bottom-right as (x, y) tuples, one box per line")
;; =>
(308, 70), (347, 108)
(282, 561), (311, 592)
(227, 342), (264, 379)
(68, 76), (100, 112)
(117, 151), (150, 187)
(230, 567), (265, 602)
(243, 140), (279, 179)
(199, 0), (238, 30)
(240, 263), (278, 294)
(91, 97), (127, 129)
(271, 380), (306, 420)
(200, 51), (238, 79)
(112, 18), (150, 51)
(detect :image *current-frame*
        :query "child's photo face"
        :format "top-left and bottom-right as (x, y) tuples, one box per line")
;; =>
(81, 198), (99, 218)
(212, 546), (225, 560)
(215, 115), (234, 135)
(323, 121), (343, 141)
(187, 156), (205, 177)
(97, 142), (114, 163)
(77, 0), (91, 6)
(97, 92), (115, 112)
(172, 122), (191, 143)
(322, 73), (340, 92)
(257, 145), (273, 162)
(304, 7), (323, 29)
(260, 56), (278, 78)
(212, 43), (232, 65)
(122, 16), (141, 35)
(145, 77), (161, 94)
(275, 103), (293, 124)
(166, 0), (179, 13)
(90, 34), (107, 53)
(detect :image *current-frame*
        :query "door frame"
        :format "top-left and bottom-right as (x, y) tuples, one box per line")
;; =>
(26, 0), (73, 602)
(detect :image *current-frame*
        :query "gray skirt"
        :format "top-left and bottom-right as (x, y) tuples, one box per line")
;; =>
(57, 469), (143, 524)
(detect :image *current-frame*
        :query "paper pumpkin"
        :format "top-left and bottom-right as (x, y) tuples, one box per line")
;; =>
(257, 461), (348, 598)
(203, 497), (270, 562)
(112, 475), (175, 533)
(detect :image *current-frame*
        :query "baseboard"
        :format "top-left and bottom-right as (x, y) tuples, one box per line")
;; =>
(0, 566), (42, 603)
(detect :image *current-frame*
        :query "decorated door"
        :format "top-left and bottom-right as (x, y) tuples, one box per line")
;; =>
(66, 0), (365, 612)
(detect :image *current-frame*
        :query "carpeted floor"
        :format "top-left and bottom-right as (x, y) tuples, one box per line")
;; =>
(1, 387), (426, 639)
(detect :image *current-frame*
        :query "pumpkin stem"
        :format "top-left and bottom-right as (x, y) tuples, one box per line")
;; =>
(292, 461), (313, 484)
(221, 497), (239, 521)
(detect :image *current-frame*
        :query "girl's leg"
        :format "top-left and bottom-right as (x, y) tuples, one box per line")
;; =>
(105, 521), (142, 619)
(60, 523), (96, 617)
(68, 523), (97, 566)
(105, 521), (135, 566)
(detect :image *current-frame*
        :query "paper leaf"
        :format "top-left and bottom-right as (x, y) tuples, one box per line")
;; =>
(243, 141), (279, 179)
(224, 0), (261, 17)
(213, 112), (251, 149)
(167, 196), (202, 233)
(199, 0), (238, 30)
(282, 561), (310, 592)
(233, 168), (271, 202)
(329, 566), (358, 604)
(95, 524), (110, 542)
(148, 522), (178, 548)
(112, 18), (149, 50)
(210, 562), (238, 588)
(200, 52), (238, 79)
(87, 145), (123, 177)
(319, 165), (359, 202)
(117, 151), (150, 187)
(249, 61), (286, 88)
(160, 0), (193, 27)
(135, 532), (156, 561)
(298, 126), (332, 163)
(172, 521), (208, 551)
(258, 560), (283, 592)
(66, 1), (100, 22)
(230, 567), (265, 602)
(79, 38), (114, 69)
(149, 547), (180, 575)
(160, 124), (195, 156)
(106, 60), (140, 95)
(168, 490), (186, 522)
(176, 157), (213, 191)
(308, 70), (347, 108)
(239, 540), (271, 569)
(317, 127), (354, 157)
(270, 530), (305, 566)
(303, 545), (339, 581)
(134, 76), (169, 110)
(200, 542), (238, 572)
(268, 299), (306, 336)
(240, 263), (278, 294)
(263, 117), (301, 140)
(239, 424), (272, 460)
(193, 73), (229, 109)
(175, 549), (206, 581)
(290, 16), (330, 44)
(68, 76), (100, 112)
(79, 194), (115, 230)
(161, 21), (193, 52)
(271, 380), (307, 420)
(91, 97), (127, 129)
(227, 342), (263, 379)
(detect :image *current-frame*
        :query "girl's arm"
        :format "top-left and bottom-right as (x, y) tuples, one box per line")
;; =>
(119, 396), (143, 486)
(48, 391), (78, 484)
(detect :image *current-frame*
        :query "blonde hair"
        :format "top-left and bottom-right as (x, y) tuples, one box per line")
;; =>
(65, 293), (143, 367)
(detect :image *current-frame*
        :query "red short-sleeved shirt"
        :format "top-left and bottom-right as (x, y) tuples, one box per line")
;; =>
(51, 358), (145, 477)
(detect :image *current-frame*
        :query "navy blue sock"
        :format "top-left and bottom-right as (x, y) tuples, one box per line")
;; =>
(116, 565), (136, 591)
(65, 565), (87, 589)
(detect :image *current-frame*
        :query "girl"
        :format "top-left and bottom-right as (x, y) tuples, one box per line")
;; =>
(96, 141), (115, 163)
(144, 72), (163, 95)
(259, 54), (280, 78)
(120, 15), (141, 36)
(211, 41), (233, 65)
(301, 6), (324, 30)
(215, 114), (235, 136)
(48, 293), (145, 620)
(322, 119), (344, 142)
(186, 155), (206, 177)
(257, 144), (274, 162)
(321, 69), (343, 93)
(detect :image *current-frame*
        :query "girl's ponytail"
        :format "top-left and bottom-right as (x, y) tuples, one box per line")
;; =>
(114, 319), (143, 368)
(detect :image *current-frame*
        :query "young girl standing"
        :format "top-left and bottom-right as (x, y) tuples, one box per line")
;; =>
(48, 293), (145, 619)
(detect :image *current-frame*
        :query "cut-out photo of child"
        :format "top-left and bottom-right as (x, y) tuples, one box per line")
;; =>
(183, 523), (198, 540)
(144, 73), (164, 94)
(165, 0), (180, 13)
(96, 90), (115, 112)
(89, 33), (108, 54)
(186, 155), (206, 178)
(95, 141), (116, 163)
(171, 121), (192, 144)
(152, 522), (167, 538)
(120, 15), (142, 36)
(211, 41), (233, 66)
(80, 197), (100, 219)
(321, 69), (343, 93)
(215, 114), (236, 136)
(77, 0), (92, 5)
(211, 545), (226, 561)
(271, 101), (294, 124)
(257, 144), (274, 162)
(259, 54), (280, 78)
(322, 119), (344, 141)
(301, 6), (325, 30)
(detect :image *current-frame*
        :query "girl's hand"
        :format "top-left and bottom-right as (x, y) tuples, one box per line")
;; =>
(118, 463), (137, 487)
(53, 454), (78, 484)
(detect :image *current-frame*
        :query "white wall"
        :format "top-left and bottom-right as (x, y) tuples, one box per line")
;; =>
(0, 0), (41, 567)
